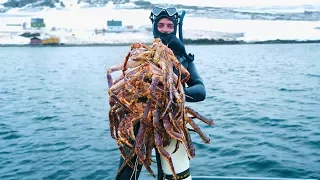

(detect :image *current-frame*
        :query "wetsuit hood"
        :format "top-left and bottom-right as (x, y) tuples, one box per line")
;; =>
(152, 11), (178, 38)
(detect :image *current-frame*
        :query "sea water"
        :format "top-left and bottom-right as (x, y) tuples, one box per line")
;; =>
(0, 44), (319, 179)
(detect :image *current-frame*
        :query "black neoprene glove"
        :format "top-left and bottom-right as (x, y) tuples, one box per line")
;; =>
(160, 34), (194, 62)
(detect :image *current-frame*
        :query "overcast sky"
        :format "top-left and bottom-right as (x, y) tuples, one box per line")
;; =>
(149, 0), (320, 7)
(209, 0), (320, 6)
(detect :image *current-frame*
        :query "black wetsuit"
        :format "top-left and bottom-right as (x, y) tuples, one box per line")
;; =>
(116, 44), (206, 180)
(176, 51), (206, 102)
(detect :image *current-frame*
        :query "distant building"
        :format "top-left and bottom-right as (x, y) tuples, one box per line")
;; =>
(31, 18), (46, 28)
(42, 37), (60, 45)
(29, 37), (42, 45)
(105, 20), (135, 33)
(107, 20), (122, 31)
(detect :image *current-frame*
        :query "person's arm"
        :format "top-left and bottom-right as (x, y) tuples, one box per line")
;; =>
(184, 61), (206, 102)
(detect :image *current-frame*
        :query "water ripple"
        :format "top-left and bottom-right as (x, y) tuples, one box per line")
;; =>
(2, 134), (22, 140)
(305, 73), (320, 78)
(1, 44), (320, 179)
(43, 170), (72, 180)
(32, 116), (59, 121)
(279, 88), (308, 92)
(82, 170), (110, 180)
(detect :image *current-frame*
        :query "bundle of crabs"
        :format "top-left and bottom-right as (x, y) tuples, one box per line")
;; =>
(107, 38), (214, 179)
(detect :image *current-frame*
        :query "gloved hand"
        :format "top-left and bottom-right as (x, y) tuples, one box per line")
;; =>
(159, 34), (194, 62)
(160, 34), (184, 53)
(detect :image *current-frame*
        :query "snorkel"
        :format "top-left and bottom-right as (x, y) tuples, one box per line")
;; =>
(178, 10), (195, 62)
(178, 10), (186, 44)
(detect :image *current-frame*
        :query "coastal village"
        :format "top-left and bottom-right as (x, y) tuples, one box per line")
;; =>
(1, 0), (320, 46)
(1, 4), (320, 45)
(0, 16), (147, 45)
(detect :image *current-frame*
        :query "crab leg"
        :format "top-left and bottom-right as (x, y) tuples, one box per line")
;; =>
(134, 123), (155, 177)
(181, 125), (196, 158)
(109, 103), (121, 139)
(163, 114), (184, 142)
(107, 64), (123, 88)
(117, 149), (136, 178)
(148, 75), (165, 106)
(154, 129), (177, 178)
(185, 115), (211, 144)
(185, 107), (214, 126)
(110, 94), (131, 111)
(160, 60), (175, 118)
(168, 53), (190, 84)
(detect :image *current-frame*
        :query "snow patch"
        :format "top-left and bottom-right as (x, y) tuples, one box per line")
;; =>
(1, 5), (320, 45)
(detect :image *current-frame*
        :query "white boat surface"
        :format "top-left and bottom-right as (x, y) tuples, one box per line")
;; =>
(191, 176), (317, 180)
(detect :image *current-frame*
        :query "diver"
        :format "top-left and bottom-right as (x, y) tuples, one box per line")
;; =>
(116, 7), (206, 180)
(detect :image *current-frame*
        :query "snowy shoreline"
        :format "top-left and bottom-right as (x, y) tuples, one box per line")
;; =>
(1, 19), (320, 46)
(1, 4), (320, 46)
(1, 39), (320, 47)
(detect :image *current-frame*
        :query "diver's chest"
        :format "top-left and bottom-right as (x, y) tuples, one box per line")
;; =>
(180, 60), (189, 69)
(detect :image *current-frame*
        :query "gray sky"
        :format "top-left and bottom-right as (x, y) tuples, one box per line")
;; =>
(211, 0), (320, 6)
(149, 0), (320, 7)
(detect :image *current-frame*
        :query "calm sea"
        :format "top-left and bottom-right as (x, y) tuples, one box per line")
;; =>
(0, 44), (319, 180)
